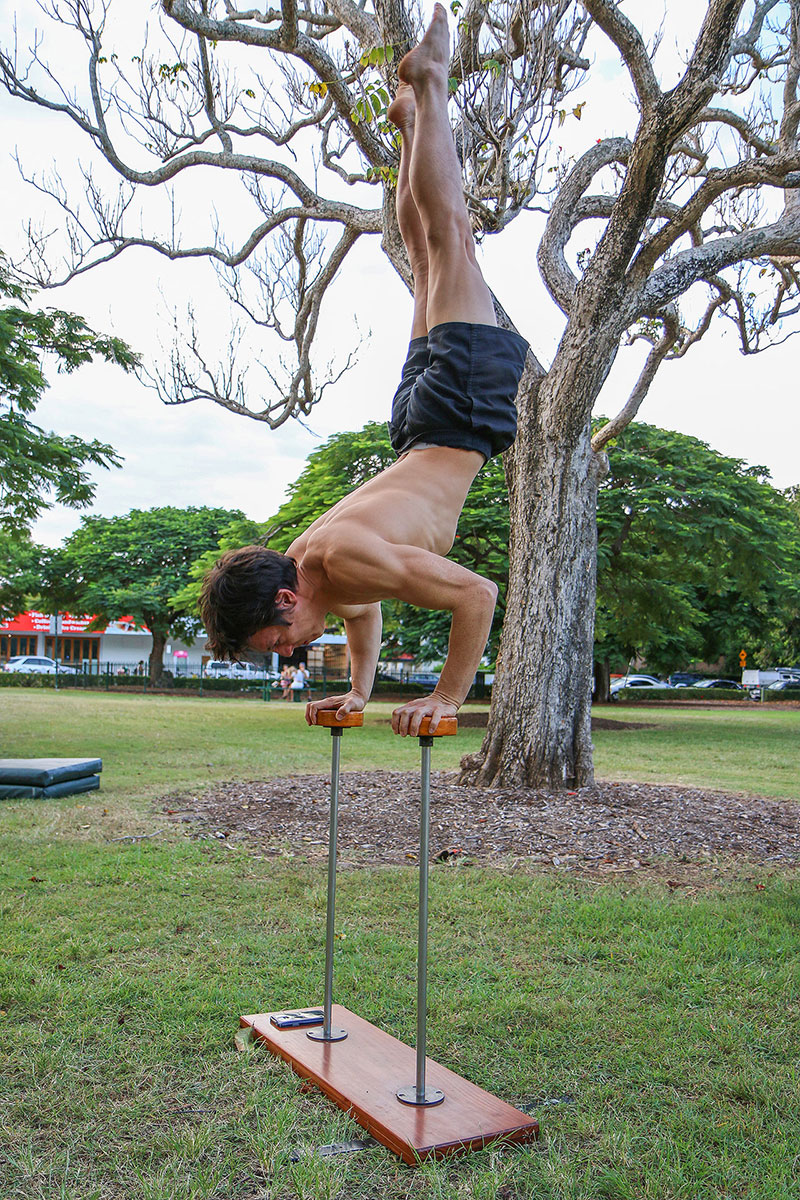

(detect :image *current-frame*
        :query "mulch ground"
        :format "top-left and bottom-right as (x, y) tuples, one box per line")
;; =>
(162, 719), (800, 879)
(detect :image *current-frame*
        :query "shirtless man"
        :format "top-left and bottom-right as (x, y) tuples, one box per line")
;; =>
(200, 4), (528, 736)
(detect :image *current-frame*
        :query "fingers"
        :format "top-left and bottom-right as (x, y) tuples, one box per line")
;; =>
(305, 697), (339, 725)
(306, 693), (364, 726)
(391, 696), (454, 737)
(392, 705), (425, 737)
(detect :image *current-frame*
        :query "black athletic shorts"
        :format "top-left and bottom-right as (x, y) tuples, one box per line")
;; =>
(388, 321), (529, 461)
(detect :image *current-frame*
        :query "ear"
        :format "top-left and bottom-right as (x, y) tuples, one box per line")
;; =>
(274, 588), (297, 612)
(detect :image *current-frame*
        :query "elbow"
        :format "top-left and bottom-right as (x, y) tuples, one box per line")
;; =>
(481, 579), (499, 611)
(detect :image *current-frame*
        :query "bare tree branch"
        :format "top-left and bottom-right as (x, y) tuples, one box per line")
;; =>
(326, 0), (381, 48)
(145, 219), (362, 426)
(635, 205), (800, 317)
(161, 0), (389, 166)
(538, 137), (631, 313)
(591, 308), (680, 452)
(580, 0), (660, 113)
(3, 0), (800, 440)
(633, 153), (800, 280)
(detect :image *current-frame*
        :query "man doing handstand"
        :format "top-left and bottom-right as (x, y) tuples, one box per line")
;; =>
(201, 4), (528, 736)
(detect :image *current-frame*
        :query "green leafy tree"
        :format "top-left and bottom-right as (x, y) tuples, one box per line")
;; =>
(48, 506), (243, 680)
(0, 255), (137, 534)
(0, 530), (40, 624)
(594, 422), (800, 693)
(0, 253), (137, 620)
(758, 486), (800, 668)
(170, 514), (266, 619)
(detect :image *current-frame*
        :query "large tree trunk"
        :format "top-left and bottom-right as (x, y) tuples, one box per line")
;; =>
(149, 631), (166, 683)
(459, 365), (606, 789)
(593, 659), (612, 704)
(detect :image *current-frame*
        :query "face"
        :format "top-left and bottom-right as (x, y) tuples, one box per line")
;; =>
(245, 623), (298, 660)
(243, 590), (322, 660)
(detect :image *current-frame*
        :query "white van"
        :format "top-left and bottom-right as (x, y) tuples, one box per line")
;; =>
(203, 660), (272, 681)
(741, 667), (800, 697)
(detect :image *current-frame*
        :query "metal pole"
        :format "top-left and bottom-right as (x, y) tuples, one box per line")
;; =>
(307, 727), (347, 1043)
(397, 734), (445, 1107)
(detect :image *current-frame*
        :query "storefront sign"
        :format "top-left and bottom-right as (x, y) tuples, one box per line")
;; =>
(0, 610), (149, 635)
(0, 610), (52, 633)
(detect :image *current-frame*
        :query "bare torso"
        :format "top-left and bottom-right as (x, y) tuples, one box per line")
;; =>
(287, 445), (484, 607)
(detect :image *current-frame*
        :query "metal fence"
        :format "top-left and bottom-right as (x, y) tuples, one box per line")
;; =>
(0, 662), (354, 700)
(0, 663), (490, 700)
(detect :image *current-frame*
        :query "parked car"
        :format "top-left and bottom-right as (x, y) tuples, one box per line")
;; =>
(610, 674), (668, 697)
(407, 672), (440, 688)
(692, 678), (745, 690)
(668, 672), (705, 687)
(2, 655), (78, 675)
(764, 680), (800, 693)
(203, 660), (277, 681)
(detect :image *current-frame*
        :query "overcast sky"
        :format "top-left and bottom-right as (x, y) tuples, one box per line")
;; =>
(2, 0), (798, 551)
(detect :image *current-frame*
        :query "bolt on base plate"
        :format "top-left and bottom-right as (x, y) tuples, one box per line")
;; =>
(307, 1026), (348, 1042)
(396, 1085), (445, 1107)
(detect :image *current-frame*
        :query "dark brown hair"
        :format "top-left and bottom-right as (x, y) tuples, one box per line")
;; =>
(200, 544), (298, 660)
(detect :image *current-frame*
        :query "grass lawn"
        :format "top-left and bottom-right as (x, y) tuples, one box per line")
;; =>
(592, 703), (800, 801)
(1, 692), (798, 1199)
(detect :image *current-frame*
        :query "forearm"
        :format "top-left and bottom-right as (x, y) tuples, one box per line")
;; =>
(344, 603), (383, 700)
(434, 581), (497, 708)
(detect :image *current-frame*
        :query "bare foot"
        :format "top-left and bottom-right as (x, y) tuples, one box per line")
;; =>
(397, 3), (450, 91)
(387, 80), (415, 130)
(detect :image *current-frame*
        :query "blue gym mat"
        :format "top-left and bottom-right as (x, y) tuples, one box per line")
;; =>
(0, 758), (103, 801)
(0, 758), (103, 786)
(0, 775), (101, 800)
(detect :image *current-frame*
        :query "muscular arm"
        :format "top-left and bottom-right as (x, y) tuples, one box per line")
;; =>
(395, 551), (497, 712)
(305, 601), (381, 724)
(324, 532), (497, 734)
(343, 603), (383, 702)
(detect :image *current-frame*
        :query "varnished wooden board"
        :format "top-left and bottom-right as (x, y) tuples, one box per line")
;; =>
(240, 1005), (538, 1165)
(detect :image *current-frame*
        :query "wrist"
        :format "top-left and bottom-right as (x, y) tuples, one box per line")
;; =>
(432, 687), (460, 709)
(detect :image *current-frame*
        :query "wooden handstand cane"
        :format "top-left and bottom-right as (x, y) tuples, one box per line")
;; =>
(396, 715), (458, 1107)
(306, 710), (363, 1044)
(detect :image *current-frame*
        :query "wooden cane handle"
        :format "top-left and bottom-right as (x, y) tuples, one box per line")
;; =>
(314, 711), (364, 728)
(417, 716), (458, 737)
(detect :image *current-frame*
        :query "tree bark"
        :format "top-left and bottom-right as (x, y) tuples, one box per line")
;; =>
(459, 353), (607, 789)
(149, 631), (166, 684)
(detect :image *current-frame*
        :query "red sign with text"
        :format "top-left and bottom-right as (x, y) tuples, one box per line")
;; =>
(0, 610), (146, 635)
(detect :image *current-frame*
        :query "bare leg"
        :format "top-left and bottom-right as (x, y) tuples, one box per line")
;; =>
(388, 83), (429, 340)
(398, 4), (496, 329)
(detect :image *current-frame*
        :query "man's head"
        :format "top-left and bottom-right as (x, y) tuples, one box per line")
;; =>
(200, 544), (298, 661)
